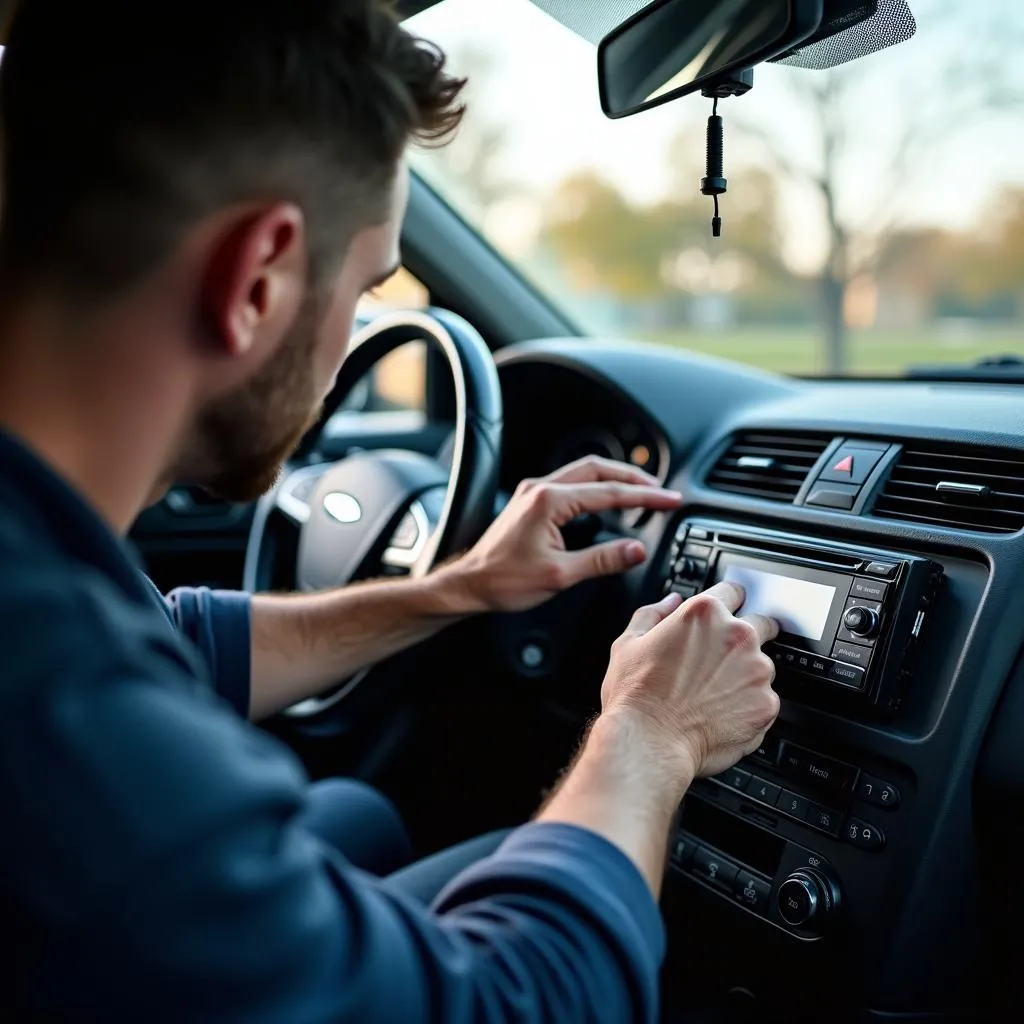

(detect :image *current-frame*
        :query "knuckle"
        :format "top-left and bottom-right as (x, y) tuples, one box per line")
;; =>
(526, 482), (555, 512)
(542, 560), (569, 591)
(682, 593), (717, 622)
(514, 477), (538, 498)
(726, 619), (758, 652)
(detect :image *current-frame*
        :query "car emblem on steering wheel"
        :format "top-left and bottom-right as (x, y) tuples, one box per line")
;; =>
(322, 491), (362, 524)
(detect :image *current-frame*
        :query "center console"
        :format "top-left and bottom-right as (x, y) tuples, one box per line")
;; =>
(650, 516), (960, 1014)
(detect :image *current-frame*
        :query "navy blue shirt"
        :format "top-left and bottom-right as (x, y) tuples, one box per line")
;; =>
(0, 429), (664, 1022)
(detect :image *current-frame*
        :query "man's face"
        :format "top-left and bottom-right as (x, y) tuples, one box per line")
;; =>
(183, 169), (408, 503)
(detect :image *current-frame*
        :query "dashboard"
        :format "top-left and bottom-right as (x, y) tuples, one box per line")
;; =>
(492, 338), (1024, 1022)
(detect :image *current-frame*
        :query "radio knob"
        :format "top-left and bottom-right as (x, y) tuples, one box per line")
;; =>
(776, 868), (840, 931)
(843, 605), (879, 638)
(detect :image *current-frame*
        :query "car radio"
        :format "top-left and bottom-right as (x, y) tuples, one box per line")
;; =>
(662, 519), (943, 713)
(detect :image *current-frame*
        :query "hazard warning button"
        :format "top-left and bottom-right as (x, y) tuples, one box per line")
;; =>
(817, 445), (886, 486)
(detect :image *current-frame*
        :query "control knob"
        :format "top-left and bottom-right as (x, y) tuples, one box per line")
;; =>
(776, 868), (841, 932)
(843, 605), (880, 638)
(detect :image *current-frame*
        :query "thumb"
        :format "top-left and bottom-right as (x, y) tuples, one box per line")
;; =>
(561, 538), (647, 588)
(625, 591), (684, 636)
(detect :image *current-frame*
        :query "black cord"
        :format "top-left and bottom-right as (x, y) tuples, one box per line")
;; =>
(713, 97), (719, 117)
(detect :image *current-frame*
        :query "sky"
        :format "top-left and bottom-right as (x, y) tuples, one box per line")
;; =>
(409, 0), (1024, 272)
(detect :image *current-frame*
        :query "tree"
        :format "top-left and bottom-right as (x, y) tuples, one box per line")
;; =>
(731, 0), (1024, 371)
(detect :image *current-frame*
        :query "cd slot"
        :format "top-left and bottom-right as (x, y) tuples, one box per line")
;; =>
(714, 533), (860, 571)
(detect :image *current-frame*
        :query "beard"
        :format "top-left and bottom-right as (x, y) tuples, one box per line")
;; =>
(173, 296), (327, 503)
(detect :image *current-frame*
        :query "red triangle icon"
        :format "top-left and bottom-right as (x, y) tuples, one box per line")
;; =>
(832, 455), (854, 474)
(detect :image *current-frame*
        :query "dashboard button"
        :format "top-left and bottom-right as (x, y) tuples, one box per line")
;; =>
(670, 584), (698, 600)
(831, 639), (872, 669)
(682, 542), (711, 558)
(856, 775), (901, 810)
(828, 660), (866, 688)
(719, 766), (751, 792)
(794, 747), (859, 797)
(777, 789), (810, 820)
(749, 734), (780, 767)
(865, 561), (898, 578)
(693, 847), (739, 890)
(817, 445), (885, 485)
(805, 482), (859, 510)
(778, 743), (807, 777)
(745, 775), (781, 805)
(809, 655), (833, 676)
(688, 526), (710, 540)
(734, 871), (771, 913)
(844, 817), (886, 851)
(670, 833), (696, 868)
(806, 804), (842, 836)
(851, 577), (888, 602)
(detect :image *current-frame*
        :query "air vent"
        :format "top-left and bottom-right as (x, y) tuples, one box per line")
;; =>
(873, 443), (1024, 534)
(706, 432), (833, 502)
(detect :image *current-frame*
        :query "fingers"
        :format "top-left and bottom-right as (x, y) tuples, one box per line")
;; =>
(697, 580), (746, 615)
(544, 455), (662, 488)
(559, 537), (648, 588)
(739, 612), (780, 645)
(625, 591), (684, 636)
(538, 481), (683, 524)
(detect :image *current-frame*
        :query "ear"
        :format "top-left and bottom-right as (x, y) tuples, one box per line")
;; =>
(200, 203), (307, 359)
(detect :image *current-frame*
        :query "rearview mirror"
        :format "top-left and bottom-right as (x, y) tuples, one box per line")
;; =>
(598, 0), (824, 118)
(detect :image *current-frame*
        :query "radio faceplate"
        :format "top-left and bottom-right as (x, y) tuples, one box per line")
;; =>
(662, 519), (943, 713)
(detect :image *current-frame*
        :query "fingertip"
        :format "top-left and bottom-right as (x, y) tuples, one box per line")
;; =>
(658, 590), (684, 612)
(625, 540), (646, 565)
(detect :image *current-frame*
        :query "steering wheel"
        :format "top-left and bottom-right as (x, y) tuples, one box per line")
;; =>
(243, 309), (503, 717)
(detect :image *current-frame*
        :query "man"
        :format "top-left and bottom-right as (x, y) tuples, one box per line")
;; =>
(0, 1), (780, 1020)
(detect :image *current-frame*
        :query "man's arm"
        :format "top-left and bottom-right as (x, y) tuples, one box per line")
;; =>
(248, 565), (479, 718)
(248, 456), (683, 719)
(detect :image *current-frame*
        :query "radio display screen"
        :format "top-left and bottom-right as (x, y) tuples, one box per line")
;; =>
(722, 564), (834, 640)
(714, 552), (852, 650)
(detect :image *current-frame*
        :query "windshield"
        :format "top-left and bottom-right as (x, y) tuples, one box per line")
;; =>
(408, 0), (1024, 377)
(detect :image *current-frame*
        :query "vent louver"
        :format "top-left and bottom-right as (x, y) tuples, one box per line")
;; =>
(706, 432), (833, 503)
(873, 443), (1024, 534)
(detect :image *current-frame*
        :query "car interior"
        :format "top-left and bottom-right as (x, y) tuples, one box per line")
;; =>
(112, 0), (1024, 1020)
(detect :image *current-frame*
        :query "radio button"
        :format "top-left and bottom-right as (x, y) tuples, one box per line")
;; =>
(745, 775), (782, 806)
(777, 789), (810, 820)
(688, 526), (710, 540)
(670, 833), (696, 868)
(693, 846), (739, 890)
(734, 871), (771, 913)
(844, 817), (886, 851)
(719, 766), (751, 792)
(851, 577), (888, 602)
(828, 660), (867, 689)
(682, 542), (711, 559)
(809, 655), (833, 675)
(856, 775), (901, 810)
(865, 561), (898, 579)
(750, 734), (781, 767)
(842, 605), (880, 639)
(781, 743), (859, 797)
(831, 640), (872, 669)
(669, 584), (698, 600)
(806, 804), (842, 836)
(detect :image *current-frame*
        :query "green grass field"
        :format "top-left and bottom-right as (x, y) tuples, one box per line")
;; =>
(640, 326), (1024, 376)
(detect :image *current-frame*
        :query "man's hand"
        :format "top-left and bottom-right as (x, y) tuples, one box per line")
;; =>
(453, 456), (683, 614)
(601, 581), (780, 782)
(538, 582), (779, 895)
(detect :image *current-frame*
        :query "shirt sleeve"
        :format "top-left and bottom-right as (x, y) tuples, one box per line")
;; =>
(164, 585), (252, 717)
(7, 666), (665, 1024)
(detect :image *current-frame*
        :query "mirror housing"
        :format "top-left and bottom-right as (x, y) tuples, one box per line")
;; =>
(598, 0), (824, 118)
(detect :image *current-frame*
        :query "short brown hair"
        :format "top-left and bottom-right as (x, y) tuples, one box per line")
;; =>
(0, 0), (465, 302)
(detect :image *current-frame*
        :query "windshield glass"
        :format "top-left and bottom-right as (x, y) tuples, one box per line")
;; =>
(408, 0), (1024, 377)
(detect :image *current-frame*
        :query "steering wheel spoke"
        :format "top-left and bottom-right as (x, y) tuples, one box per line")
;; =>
(243, 309), (502, 718)
(274, 464), (332, 525)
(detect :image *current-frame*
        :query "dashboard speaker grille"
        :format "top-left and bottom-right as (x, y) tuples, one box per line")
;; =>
(705, 432), (833, 502)
(873, 442), (1024, 534)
